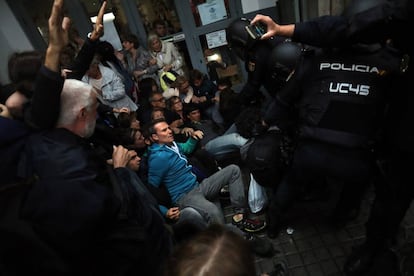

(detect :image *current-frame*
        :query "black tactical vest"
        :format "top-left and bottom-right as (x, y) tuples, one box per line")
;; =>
(291, 46), (402, 148)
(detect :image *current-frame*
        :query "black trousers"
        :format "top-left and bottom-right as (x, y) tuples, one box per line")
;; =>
(365, 148), (414, 247)
(270, 139), (377, 214)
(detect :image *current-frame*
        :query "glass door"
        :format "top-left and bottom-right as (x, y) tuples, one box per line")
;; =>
(131, 0), (191, 76)
(175, 0), (246, 90)
(7, 0), (245, 88)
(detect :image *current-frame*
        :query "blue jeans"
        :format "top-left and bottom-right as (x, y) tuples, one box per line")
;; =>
(176, 164), (246, 224)
(204, 133), (248, 156)
(175, 207), (208, 230)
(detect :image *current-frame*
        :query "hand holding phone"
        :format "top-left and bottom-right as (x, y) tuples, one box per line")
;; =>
(245, 23), (266, 40)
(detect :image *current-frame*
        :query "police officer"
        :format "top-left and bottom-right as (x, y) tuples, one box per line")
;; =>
(264, 37), (402, 242)
(254, 0), (413, 275)
(226, 18), (286, 109)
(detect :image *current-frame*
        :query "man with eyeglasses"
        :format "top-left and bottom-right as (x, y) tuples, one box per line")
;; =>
(139, 90), (181, 126)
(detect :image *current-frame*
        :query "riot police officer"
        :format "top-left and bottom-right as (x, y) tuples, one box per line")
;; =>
(264, 38), (402, 244)
(254, 0), (413, 274)
(226, 18), (286, 109)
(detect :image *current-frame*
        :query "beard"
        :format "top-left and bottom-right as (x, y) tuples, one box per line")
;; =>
(82, 118), (96, 138)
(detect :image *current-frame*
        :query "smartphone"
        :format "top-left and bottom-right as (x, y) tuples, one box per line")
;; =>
(245, 23), (266, 40)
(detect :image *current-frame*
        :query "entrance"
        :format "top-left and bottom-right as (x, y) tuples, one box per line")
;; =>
(7, 0), (247, 89)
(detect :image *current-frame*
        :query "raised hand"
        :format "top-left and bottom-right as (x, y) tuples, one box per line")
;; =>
(251, 14), (295, 40)
(89, 1), (107, 41)
(45, 0), (71, 71)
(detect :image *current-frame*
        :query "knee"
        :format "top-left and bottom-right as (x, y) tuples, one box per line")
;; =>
(226, 164), (241, 175)
(179, 207), (208, 229)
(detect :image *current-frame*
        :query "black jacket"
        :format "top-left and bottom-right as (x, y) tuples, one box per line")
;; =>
(17, 128), (172, 275)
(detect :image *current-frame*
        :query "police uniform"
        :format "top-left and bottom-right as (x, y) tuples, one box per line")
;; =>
(289, 2), (414, 272)
(265, 43), (403, 237)
(238, 37), (285, 108)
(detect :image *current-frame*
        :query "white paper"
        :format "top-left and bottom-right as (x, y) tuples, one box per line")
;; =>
(197, 0), (227, 26)
(205, 29), (227, 49)
(241, 0), (276, 14)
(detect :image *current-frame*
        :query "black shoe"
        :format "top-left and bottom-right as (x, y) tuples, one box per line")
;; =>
(245, 234), (275, 258)
(344, 243), (378, 276)
(232, 214), (267, 233)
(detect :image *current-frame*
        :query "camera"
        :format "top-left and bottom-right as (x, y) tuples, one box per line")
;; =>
(245, 23), (266, 40)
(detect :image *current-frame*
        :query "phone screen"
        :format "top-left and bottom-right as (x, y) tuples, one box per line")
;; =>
(245, 24), (266, 40)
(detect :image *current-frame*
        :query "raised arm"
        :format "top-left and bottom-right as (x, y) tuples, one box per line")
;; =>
(28, 0), (70, 129)
(66, 1), (106, 80)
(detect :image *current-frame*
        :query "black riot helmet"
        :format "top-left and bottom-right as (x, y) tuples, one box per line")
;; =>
(269, 40), (303, 89)
(226, 18), (259, 60)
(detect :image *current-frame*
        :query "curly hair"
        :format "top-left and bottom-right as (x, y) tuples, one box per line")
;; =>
(235, 106), (267, 139)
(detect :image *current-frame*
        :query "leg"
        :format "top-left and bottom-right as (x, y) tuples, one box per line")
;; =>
(199, 164), (246, 208)
(345, 149), (414, 275)
(172, 207), (208, 243)
(204, 133), (248, 156)
(177, 186), (226, 224)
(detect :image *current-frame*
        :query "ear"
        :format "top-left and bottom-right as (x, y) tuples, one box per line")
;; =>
(78, 107), (88, 121)
(151, 133), (159, 142)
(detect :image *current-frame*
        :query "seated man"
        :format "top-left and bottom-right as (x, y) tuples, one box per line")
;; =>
(126, 149), (208, 243)
(145, 118), (266, 232)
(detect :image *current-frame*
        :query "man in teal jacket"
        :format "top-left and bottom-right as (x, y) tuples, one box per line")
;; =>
(146, 118), (265, 232)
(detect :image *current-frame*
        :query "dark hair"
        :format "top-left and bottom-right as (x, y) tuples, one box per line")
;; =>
(217, 77), (232, 88)
(163, 224), (256, 276)
(138, 77), (159, 108)
(166, 96), (181, 111)
(189, 69), (204, 83)
(235, 106), (268, 138)
(96, 41), (117, 63)
(139, 77), (158, 94)
(8, 51), (44, 97)
(146, 118), (168, 137)
(117, 112), (133, 128)
(183, 102), (199, 117)
(122, 33), (139, 49)
(153, 19), (167, 29)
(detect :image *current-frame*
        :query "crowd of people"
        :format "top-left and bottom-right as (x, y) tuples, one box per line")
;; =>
(0, 0), (412, 275)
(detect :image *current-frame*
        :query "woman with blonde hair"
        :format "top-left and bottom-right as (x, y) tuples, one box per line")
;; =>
(147, 33), (185, 80)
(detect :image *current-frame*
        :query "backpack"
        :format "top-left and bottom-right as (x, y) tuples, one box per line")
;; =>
(244, 130), (292, 188)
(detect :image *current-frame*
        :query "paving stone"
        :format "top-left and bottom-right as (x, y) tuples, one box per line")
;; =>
(313, 247), (331, 261)
(301, 250), (317, 265)
(306, 263), (324, 275)
(289, 266), (308, 276)
(281, 241), (298, 255)
(235, 170), (414, 276)
(286, 253), (303, 267)
(327, 245), (346, 258)
(295, 239), (313, 252)
(320, 259), (340, 274)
